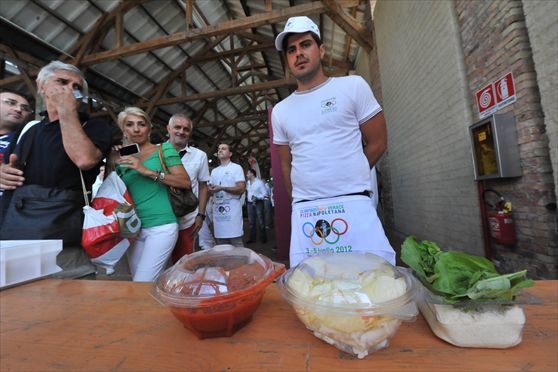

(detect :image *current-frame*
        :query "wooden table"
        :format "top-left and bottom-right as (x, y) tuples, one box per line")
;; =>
(1, 279), (556, 371)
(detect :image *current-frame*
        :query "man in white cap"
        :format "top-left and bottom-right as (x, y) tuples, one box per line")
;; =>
(271, 16), (395, 267)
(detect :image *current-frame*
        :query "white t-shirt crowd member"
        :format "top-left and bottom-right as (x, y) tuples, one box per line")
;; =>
(273, 76), (379, 203)
(272, 76), (395, 266)
(246, 177), (267, 202)
(210, 161), (245, 239)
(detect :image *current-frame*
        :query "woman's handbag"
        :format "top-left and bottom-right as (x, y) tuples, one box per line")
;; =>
(157, 145), (198, 217)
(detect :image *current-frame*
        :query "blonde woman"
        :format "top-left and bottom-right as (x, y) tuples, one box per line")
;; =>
(114, 107), (191, 281)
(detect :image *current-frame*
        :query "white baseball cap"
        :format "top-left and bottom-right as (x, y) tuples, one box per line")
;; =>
(275, 16), (321, 51)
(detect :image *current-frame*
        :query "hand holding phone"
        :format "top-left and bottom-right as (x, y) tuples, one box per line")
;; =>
(119, 143), (140, 156)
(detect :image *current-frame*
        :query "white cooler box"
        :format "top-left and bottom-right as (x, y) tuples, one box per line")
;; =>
(0, 240), (62, 288)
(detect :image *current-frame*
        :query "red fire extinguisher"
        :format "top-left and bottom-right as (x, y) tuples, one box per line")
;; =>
(483, 190), (516, 245)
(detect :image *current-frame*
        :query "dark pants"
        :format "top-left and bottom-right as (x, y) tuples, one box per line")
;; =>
(247, 201), (266, 243)
(263, 198), (273, 228)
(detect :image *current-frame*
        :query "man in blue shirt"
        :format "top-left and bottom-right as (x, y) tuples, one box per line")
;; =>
(0, 90), (32, 166)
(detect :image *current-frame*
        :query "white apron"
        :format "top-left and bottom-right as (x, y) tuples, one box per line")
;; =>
(290, 195), (395, 267)
(212, 191), (243, 238)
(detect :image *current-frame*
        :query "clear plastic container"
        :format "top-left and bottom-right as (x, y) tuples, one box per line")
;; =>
(151, 245), (285, 339)
(277, 253), (418, 359)
(1, 240), (62, 288)
(417, 282), (529, 348)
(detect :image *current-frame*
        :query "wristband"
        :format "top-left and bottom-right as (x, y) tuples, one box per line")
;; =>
(196, 213), (206, 220)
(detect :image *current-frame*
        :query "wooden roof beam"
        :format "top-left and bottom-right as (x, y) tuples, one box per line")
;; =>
(322, 0), (373, 52)
(188, 43), (273, 65)
(140, 34), (227, 103)
(236, 63), (267, 72)
(147, 78), (296, 107)
(75, 0), (147, 65)
(196, 111), (267, 128)
(79, 2), (327, 66)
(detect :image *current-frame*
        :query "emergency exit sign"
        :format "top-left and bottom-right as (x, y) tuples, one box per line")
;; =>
(476, 72), (516, 119)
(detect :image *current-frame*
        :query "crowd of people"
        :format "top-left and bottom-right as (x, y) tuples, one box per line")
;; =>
(0, 15), (392, 281)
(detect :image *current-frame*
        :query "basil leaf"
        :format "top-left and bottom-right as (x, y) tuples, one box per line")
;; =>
(400, 237), (533, 304)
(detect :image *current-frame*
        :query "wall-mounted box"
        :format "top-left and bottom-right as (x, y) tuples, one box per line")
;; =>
(469, 112), (522, 181)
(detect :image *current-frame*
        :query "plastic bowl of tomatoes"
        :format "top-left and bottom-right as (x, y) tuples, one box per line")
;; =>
(152, 245), (285, 339)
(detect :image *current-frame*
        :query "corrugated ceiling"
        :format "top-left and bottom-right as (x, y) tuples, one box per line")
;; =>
(0, 0), (372, 171)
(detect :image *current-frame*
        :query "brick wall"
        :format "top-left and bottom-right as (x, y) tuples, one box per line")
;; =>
(454, 0), (557, 278)
(373, 0), (483, 256)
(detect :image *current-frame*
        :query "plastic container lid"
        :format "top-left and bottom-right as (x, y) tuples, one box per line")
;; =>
(278, 253), (417, 319)
(152, 245), (285, 339)
(152, 245), (279, 307)
(277, 253), (418, 358)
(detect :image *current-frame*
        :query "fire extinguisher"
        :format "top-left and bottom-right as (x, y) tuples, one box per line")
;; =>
(483, 189), (516, 245)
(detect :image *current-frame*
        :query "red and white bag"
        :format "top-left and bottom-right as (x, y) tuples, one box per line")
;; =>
(81, 172), (141, 274)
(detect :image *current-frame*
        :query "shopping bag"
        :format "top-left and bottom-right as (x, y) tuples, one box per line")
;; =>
(91, 172), (141, 238)
(81, 172), (141, 273)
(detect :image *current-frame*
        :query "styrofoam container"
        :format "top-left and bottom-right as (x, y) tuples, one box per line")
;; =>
(0, 240), (62, 288)
(417, 283), (526, 348)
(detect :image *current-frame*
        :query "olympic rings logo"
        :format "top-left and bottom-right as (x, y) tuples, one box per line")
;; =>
(302, 218), (348, 245)
(217, 206), (231, 214)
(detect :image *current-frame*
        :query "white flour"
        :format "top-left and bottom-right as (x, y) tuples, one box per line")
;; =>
(419, 301), (525, 348)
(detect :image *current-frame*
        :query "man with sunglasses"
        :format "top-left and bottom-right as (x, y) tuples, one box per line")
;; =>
(0, 90), (32, 166)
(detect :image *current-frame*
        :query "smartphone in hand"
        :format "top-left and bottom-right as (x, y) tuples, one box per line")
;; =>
(119, 143), (140, 156)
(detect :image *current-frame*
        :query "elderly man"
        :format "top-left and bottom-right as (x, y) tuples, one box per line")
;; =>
(208, 143), (246, 247)
(166, 113), (210, 262)
(271, 16), (395, 267)
(0, 90), (32, 166)
(0, 60), (112, 278)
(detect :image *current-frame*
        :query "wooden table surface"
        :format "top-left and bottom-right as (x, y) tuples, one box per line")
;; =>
(1, 279), (557, 372)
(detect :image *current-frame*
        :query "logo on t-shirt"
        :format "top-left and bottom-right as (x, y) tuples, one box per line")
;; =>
(321, 97), (337, 114)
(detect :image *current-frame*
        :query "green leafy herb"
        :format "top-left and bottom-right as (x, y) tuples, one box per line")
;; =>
(401, 236), (534, 304)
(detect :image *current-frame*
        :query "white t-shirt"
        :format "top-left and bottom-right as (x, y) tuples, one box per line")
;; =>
(272, 76), (382, 203)
(246, 178), (267, 202)
(175, 145), (210, 229)
(210, 161), (245, 238)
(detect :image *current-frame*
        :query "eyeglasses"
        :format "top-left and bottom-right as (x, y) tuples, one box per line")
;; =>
(1, 98), (33, 114)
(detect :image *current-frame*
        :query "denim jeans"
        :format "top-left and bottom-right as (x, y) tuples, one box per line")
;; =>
(263, 198), (273, 228)
(247, 201), (267, 242)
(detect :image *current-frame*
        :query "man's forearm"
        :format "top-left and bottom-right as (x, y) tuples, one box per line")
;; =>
(58, 110), (102, 170)
(221, 182), (246, 195)
(276, 144), (293, 199)
(363, 142), (386, 168)
(198, 182), (209, 214)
